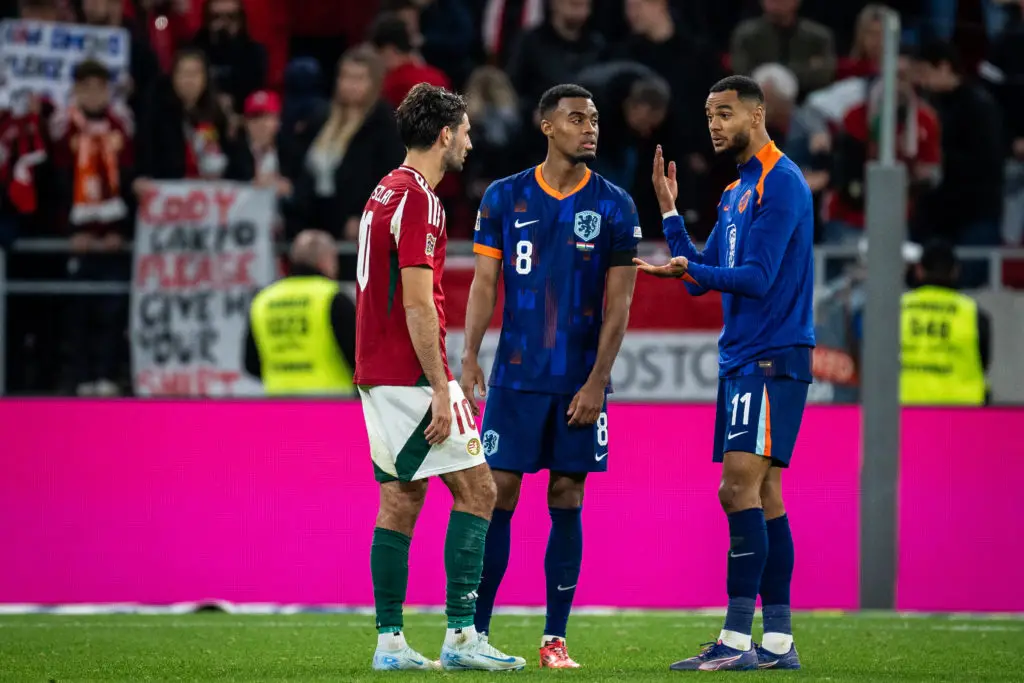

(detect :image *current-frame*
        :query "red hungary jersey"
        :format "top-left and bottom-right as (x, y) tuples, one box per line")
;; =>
(354, 165), (451, 386)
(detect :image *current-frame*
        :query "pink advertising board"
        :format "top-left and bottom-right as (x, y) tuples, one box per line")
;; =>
(0, 401), (1020, 611)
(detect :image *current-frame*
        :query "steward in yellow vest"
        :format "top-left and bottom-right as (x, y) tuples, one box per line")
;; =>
(900, 240), (990, 405)
(244, 230), (356, 396)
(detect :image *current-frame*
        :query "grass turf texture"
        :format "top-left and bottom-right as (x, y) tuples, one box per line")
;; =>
(1, 612), (1022, 682)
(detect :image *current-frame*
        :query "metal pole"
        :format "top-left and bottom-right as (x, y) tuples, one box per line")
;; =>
(877, 11), (899, 166)
(860, 8), (904, 611)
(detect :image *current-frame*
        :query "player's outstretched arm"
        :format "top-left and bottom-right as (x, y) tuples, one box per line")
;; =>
(460, 254), (500, 415)
(402, 266), (451, 444)
(653, 145), (713, 265)
(684, 171), (801, 298)
(568, 264), (637, 426)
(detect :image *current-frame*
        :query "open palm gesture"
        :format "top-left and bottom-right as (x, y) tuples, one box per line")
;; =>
(652, 144), (678, 214)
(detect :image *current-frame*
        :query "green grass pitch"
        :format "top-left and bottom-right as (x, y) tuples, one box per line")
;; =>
(1, 611), (1022, 682)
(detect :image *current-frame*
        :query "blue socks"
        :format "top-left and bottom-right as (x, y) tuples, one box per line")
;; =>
(474, 507), (512, 635)
(761, 514), (795, 635)
(544, 507), (583, 638)
(722, 508), (768, 639)
(473, 506), (584, 639)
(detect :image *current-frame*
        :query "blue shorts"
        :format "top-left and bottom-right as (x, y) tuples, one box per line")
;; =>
(480, 387), (609, 474)
(713, 375), (809, 468)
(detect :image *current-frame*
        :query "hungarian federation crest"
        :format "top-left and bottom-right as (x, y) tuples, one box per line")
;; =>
(573, 210), (601, 242)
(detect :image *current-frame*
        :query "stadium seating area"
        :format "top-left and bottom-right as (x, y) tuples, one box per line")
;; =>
(1, 0), (1023, 396)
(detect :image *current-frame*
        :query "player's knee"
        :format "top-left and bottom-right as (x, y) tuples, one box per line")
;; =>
(492, 470), (523, 511)
(478, 475), (498, 511)
(760, 479), (785, 518)
(718, 477), (758, 513)
(547, 475), (585, 509)
(376, 482), (427, 534)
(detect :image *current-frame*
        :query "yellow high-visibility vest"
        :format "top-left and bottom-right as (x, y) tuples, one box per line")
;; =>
(249, 276), (354, 395)
(900, 285), (985, 405)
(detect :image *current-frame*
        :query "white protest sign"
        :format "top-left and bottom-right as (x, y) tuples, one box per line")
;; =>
(130, 181), (276, 397)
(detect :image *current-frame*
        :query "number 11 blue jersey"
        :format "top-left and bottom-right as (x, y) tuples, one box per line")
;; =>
(473, 165), (641, 395)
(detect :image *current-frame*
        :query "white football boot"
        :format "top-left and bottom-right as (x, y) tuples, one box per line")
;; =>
(372, 631), (440, 671)
(440, 626), (526, 671)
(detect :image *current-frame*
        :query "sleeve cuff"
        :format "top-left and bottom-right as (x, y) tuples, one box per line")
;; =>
(662, 210), (679, 219)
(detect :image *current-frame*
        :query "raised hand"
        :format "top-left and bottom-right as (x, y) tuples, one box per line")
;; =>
(652, 144), (678, 215)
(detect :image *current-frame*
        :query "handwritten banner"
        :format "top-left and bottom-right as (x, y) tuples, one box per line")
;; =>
(0, 20), (130, 109)
(130, 181), (276, 397)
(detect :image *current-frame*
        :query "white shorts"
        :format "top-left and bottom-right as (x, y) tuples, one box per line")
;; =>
(359, 380), (485, 482)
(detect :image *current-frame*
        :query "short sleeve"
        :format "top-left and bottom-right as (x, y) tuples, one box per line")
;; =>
(611, 190), (642, 254)
(473, 181), (505, 260)
(395, 188), (442, 269)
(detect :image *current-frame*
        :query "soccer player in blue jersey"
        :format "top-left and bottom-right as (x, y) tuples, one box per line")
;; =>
(459, 84), (640, 669)
(635, 75), (814, 672)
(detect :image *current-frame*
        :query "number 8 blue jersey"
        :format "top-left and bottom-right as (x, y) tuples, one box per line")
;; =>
(473, 165), (641, 395)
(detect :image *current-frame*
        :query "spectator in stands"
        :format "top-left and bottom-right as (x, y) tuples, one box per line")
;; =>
(461, 66), (522, 204)
(51, 61), (135, 397)
(370, 12), (451, 110)
(730, 0), (837, 97)
(577, 61), (670, 197)
(237, 90), (291, 200)
(913, 41), (1004, 286)
(751, 63), (832, 241)
(188, 0), (268, 116)
(135, 48), (243, 186)
(837, 4), (887, 80)
(292, 46), (404, 245)
(409, 0), (478, 89)
(124, 0), (198, 74)
(925, 0), (1010, 42)
(16, 0), (60, 20)
(277, 58), (328, 184)
(980, 0), (1024, 245)
(481, 0), (545, 67)
(828, 54), (942, 246)
(753, 63), (830, 182)
(81, 0), (160, 121)
(506, 0), (605, 122)
(612, 0), (722, 224)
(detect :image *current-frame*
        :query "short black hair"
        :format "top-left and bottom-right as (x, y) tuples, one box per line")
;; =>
(538, 84), (593, 117)
(709, 75), (765, 104)
(627, 75), (671, 110)
(369, 13), (413, 54)
(395, 83), (467, 151)
(920, 239), (958, 277)
(73, 59), (111, 83)
(915, 41), (963, 74)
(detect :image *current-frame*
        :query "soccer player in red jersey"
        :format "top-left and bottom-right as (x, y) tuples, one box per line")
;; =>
(354, 83), (525, 672)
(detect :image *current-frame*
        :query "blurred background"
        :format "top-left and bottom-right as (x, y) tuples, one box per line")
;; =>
(1, 0), (1023, 618)
(0, 0), (1022, 404)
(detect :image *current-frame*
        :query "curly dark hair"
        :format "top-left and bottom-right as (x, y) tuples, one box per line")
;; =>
(395, 83), (467, 151)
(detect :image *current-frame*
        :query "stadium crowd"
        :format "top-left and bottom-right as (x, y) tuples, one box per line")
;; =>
(1, 0), (1022, 395)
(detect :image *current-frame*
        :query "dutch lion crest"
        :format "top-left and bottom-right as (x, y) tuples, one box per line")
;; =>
(482, 430), (499, 457)
(573, 210), (601, 241)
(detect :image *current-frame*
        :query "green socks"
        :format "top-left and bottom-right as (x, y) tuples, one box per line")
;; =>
(444, 510), (491, 629)
(372, 512), (490, 633)
(371, 527), (411, 633)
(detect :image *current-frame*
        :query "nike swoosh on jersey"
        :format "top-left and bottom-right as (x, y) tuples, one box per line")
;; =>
(514, 219), (539, 228)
